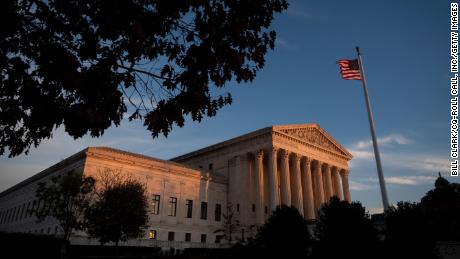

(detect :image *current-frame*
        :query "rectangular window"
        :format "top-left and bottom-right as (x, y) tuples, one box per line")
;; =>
(200, 202), (208, 220)
(151, 195), (160, 215)
(185, 200), (193, 218)
(185, 233), (191, 242)
(236, 203), (240, 212)
(265, 206), (268, 214)
(209, 163), (213, 170)
(168, 197), (177, 216)
(215, 235), (223, 244)
(201, 234), (207, 243)
(215, 204), (222, 222)
(149, 230), (157, 240)
(252, 204), (256, 212)
(168, 231), (175, 241)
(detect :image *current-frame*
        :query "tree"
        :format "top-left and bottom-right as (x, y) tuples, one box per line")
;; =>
(254, 205), (311, 258)
(420, 173), (460, 240)
(385, 202), (440, 259)
(34, 171), (96, 241)
(0, 0), (288, 157)
(86, 174), (148, 248)
(214, 203), (240, 244)
(314, 197), (380, 259)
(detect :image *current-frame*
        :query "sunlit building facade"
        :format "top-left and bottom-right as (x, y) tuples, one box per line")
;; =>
(0, 123), (352, 249)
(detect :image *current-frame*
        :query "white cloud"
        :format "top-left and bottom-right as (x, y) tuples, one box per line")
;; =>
(369, 175), (437, 186)
(351, 134), (410, 150)
(348, 149), (374, 160)
(349, 151), (450, 173)
(347, 134), (449, 173)
(349, 180), (376, 191)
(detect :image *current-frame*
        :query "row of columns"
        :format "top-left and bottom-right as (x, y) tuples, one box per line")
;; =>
(249, 148), (351, 223)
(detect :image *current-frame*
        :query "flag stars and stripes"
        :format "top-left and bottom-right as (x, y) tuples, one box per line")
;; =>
(337, 59), (362, 80)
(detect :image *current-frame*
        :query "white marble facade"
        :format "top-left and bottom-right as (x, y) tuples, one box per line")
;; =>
(0, 124), (352, 248)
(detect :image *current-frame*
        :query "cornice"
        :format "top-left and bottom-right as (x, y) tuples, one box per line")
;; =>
(272, 124), (353, 160)
(0, 149), (87, 198)
(273, 130), (352, 161)
(170, 127), (273, 162)
(86, 147), (228, 185)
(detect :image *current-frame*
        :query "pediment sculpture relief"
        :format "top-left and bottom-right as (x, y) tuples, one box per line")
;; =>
(278, 128), (347, 156)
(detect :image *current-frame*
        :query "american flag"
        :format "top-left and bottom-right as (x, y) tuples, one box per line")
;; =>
(337, 59), (362, 80)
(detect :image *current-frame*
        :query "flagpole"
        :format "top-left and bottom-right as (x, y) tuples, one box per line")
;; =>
(356, 46), (390, 211)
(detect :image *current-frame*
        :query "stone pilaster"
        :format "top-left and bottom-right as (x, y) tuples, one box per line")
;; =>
(268, 147), (280, 211)
(239, 154), (250, 224)
(301, 157), (315, 220)
(254, 150), (265, 224)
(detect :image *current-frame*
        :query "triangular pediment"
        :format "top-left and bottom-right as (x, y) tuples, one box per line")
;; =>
(274, 124), (352, 159)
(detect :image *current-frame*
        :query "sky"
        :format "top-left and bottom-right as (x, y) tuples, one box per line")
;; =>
(0, 0), (457, 214)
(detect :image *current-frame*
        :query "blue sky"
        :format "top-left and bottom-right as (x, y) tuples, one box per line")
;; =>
(0, 0), (456, 214)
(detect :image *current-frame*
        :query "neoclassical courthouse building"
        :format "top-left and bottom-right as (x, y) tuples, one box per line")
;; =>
(0, 123), (352, 249)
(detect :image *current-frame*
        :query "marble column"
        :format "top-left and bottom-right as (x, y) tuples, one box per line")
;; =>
(332, 167), (343, 200)
(254, 150), (265, 224)
(313, 160), (325, 209)
(301, 157), (315, 220)
(280, 150), (291, 206)
(323, 164), (333, 203)
(268, 147), (280, 211)
(291, 154), (304, 216)
(341, 170), (351, 203)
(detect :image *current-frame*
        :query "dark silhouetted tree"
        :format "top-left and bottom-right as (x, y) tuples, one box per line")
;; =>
(420, 173), (460, 241)
(0, 0), (288, 157)
(86, 174), (148, 248)
(34, 171), (96, 241)
(254, 205), (311, 258)
(214, 203), (240, 244)
(385, 201), (440, 259)
(314, 197), (380, 259)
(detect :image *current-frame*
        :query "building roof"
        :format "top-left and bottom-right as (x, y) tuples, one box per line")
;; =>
(171, 123), (352, 162)
(0, 147), (202, 198)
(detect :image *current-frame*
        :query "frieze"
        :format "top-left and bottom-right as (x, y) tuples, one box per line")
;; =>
(272, 133), (349, 166)
(277, 128), (351, 158)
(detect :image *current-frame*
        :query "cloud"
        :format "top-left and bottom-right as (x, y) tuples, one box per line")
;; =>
(369, 175), (437, 186)
(349, 151), (450, 173)
(347, 134), (450, 173)
(349, 180), (377, 191)
(351, 134), (410, 150)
